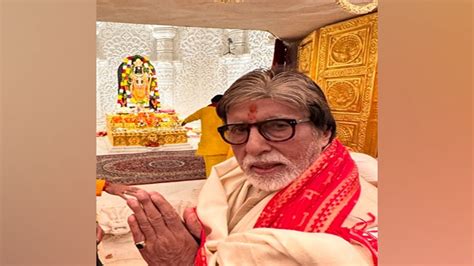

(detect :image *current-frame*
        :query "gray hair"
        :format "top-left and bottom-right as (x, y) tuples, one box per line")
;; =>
(216, 69), (336, 141)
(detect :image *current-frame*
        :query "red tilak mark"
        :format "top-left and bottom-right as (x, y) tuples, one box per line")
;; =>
(247, 104), (258, 121)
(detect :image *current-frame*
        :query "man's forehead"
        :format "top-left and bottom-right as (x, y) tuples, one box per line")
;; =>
(230, 98), (301, 110)
(248, 103), (258, 112)
(226, 99), (305, 122)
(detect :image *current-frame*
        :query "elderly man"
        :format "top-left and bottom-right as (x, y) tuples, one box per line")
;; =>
(125, 69), (378, 265)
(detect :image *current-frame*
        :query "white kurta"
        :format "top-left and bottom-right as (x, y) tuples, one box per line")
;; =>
(196, 157), (378, 265)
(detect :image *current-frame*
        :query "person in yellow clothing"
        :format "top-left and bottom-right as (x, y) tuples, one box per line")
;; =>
(182, 95), (230, 177)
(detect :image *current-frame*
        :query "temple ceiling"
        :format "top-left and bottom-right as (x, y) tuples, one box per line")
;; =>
(97, 0), (377, 41)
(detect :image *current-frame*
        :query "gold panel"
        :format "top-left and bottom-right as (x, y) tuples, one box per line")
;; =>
(325, 76), (366, 113)
(365, 69), (378, 157)
(297, 12), (378, 157)
(298, 43), (312, 74)
(317, 13), (377, 156)
(297, 31), (318, 77)
(328, 29), (368, 68)
(336, 122), (357, 143)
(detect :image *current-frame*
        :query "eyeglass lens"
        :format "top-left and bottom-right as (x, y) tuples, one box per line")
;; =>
(223, 119), (295, 144)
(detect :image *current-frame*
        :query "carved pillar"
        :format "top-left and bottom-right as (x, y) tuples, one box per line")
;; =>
(226, 29), (247, 55)
(152, 25), (177, 61)
(151, 26), (177, 108)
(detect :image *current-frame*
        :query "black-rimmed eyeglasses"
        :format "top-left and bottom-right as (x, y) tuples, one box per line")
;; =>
(217, 118), (312, 145)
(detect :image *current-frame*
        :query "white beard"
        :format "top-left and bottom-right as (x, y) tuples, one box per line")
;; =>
(242, 141), (321, 192)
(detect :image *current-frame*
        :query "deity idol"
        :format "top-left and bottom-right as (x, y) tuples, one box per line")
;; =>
(117, 55), (160, 111)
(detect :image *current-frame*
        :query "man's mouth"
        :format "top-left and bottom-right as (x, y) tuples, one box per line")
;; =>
(250, 163), (284, 175)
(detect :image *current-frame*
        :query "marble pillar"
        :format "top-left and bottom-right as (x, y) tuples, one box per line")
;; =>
(151, 26), (177, 109)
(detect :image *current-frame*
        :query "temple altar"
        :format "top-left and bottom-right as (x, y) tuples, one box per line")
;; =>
(106, 111), (187, 147)
(105, 55), (188, 147)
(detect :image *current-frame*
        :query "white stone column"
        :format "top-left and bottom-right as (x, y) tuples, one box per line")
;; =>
(226, 29), (247, 55)
(152, 26), (177, 61)
(151, 26), (177, 109)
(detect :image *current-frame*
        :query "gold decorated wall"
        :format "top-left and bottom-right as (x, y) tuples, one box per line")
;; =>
(298, 12), (378, 157)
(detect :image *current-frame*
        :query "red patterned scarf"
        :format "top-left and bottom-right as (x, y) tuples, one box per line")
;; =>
(195, 139), (377, 265)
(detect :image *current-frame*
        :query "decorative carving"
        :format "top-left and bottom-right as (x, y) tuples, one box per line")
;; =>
(298, 43), (312, 73)
(152, 26), (177, 62)
(331, 113), (369, 122)
(247, 30), (275, 70)
(317, 14), (377, 75)
(297, 32), (316, 77)
(326, 81), (357, 110)
(152, 25), (177, 40)
(220, 54), (253, 88)
(325, 77), (364, 113)
(320, 67), (367, 78)
(152, 61), (175, 108)
(336, 0), (378, 15)
(336, 124), (356, 143)
(327, 29), (368, 68)
(331, 34), (363, 64)
(226, 29), (247, 55)
(336, 121), (366, 151)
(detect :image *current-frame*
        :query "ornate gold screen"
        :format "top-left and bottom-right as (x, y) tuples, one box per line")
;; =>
(298, 13), (378, 157)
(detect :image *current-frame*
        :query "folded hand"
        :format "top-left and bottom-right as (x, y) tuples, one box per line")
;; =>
(126, 189), (199, 266)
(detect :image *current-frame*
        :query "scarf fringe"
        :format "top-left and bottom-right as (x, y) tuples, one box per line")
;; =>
(331, 212), (378, 265)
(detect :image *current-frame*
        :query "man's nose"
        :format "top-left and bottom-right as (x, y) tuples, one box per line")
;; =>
(244, 127), (271, 156)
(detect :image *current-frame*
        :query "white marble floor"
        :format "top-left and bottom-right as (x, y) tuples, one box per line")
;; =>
(96, 136), (205, 265)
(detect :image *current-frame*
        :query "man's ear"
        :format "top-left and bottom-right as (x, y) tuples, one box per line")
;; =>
(320, 130), (332, 147)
